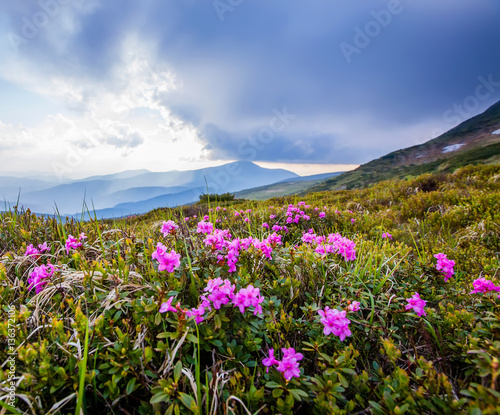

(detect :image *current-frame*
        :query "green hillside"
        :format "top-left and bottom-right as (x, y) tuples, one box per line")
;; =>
(308, 100), (500, 192)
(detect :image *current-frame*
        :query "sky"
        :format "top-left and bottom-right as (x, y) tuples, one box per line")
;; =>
(0, 0), (499, 179)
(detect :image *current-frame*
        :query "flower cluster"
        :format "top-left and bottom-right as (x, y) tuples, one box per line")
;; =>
(152, 243), (181, 273)
(262, 347), (303, 380)
(382, 232), (393, 240)
(25, 242), (49, 256)
(304, 232), (356, 261)
(318, 307), (352, 341)
(470, 277), (500, 295)
(405, 292), (427, 316)
(434, 253), (455, 282)
(28, 264), (55, 294)
(161, 220), (179, 236)
(160, 279), (265, 325)
(347, 301), (361, 312)
(233, 285), (264, 315)
(65, 233), (86, 254)
(197, 220), (214, 235)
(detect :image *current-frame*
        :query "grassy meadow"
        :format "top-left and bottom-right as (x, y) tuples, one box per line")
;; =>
(1, 164), (500, 414)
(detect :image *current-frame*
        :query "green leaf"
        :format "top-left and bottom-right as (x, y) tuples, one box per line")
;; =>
(174, 361), (182, 383)
(272, 388), (283, 398)
(144, 346), (153, 363)
(178, 392), (198, 412)
(265, 381), (281, 388)
(126, 378), (136, 395)
(289, 389), (308, 401)
(150, 392), (169, 404)
(186, 333), (199, 344)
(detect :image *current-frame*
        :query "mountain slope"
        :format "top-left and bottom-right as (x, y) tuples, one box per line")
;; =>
(308, 100), (500, 192)
(235, 172), (343, 200)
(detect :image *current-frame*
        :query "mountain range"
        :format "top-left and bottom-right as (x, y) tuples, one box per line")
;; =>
(1, 161), (299, 217)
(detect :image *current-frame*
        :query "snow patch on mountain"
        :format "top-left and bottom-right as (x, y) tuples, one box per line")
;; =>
(442, 143), (464, 153)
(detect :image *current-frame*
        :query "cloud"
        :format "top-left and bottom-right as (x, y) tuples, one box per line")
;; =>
(0, 0), (499, 173)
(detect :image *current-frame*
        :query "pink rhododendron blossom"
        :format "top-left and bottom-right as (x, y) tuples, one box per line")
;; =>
(203, 215), (210, 220)
(347, 301), (360, 312)
(318, 307), (352, 341)
(65, 235), (82, 254)
(186, 305), (205, 324)
(262, 348), (279, 373)
(204, 278), (235, 309)
(263, 347), (303, 380)
(434, 253), (455, 282)
(28, 264), (55, 294)
(351, 218), (356, 224)
(159, 297), (178, 313)
(405, 292), (427, 317)
(38, 242), (50, 252)
(152, 243), (181, 273)
(470, 278), (500, 294)
(233, 285), (265, 315)
(319, 212), (326, 218)
(262, 222), (269, 229)
(197, 220), (214, 235)
(265, 232), (282, 247)
(276, 357), (300, 380)
(25, 244), (40, 256)
(382, 232), (393, 240)
(161, 220), (179, 236)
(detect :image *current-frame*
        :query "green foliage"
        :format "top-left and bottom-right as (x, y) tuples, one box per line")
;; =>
(1, 164), (499, 414)
(198, 193), (235, 203)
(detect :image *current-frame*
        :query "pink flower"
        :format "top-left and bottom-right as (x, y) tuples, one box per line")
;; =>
(65, 235), (82, 254)
(197, 220), (214, 235)
(318, 307), (352, 341)
(262, 348), (279, 373)
(204, 278), (235, 309)
(405, 292), (427, 317)
(262, 222), (269, 229)
(276, 356), (301, 381)
(232, 285), (265, 315)
(25, 244), (40, 256)
(161, 220), (179, 236)
(434, 253), (455, 282)
(319, 212), (326, 218)
(470, 277), (500, 294)
(347, 301), (360, 312)
(382, 232), (393, 240)
(28, 264), (55, 294)
(79, 233), (87, 240)
(152, 243), (181, 273)
(351, 218), (356, 224)
(186, 305), (205, 324)
(38, 242), (50, 252)
(302, 233), (316, 244)
(159, 297), (178, 313)
(282, 347), (303, 361)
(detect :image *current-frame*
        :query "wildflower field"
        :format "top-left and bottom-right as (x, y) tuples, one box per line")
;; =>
(1, 164), (500, 414)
